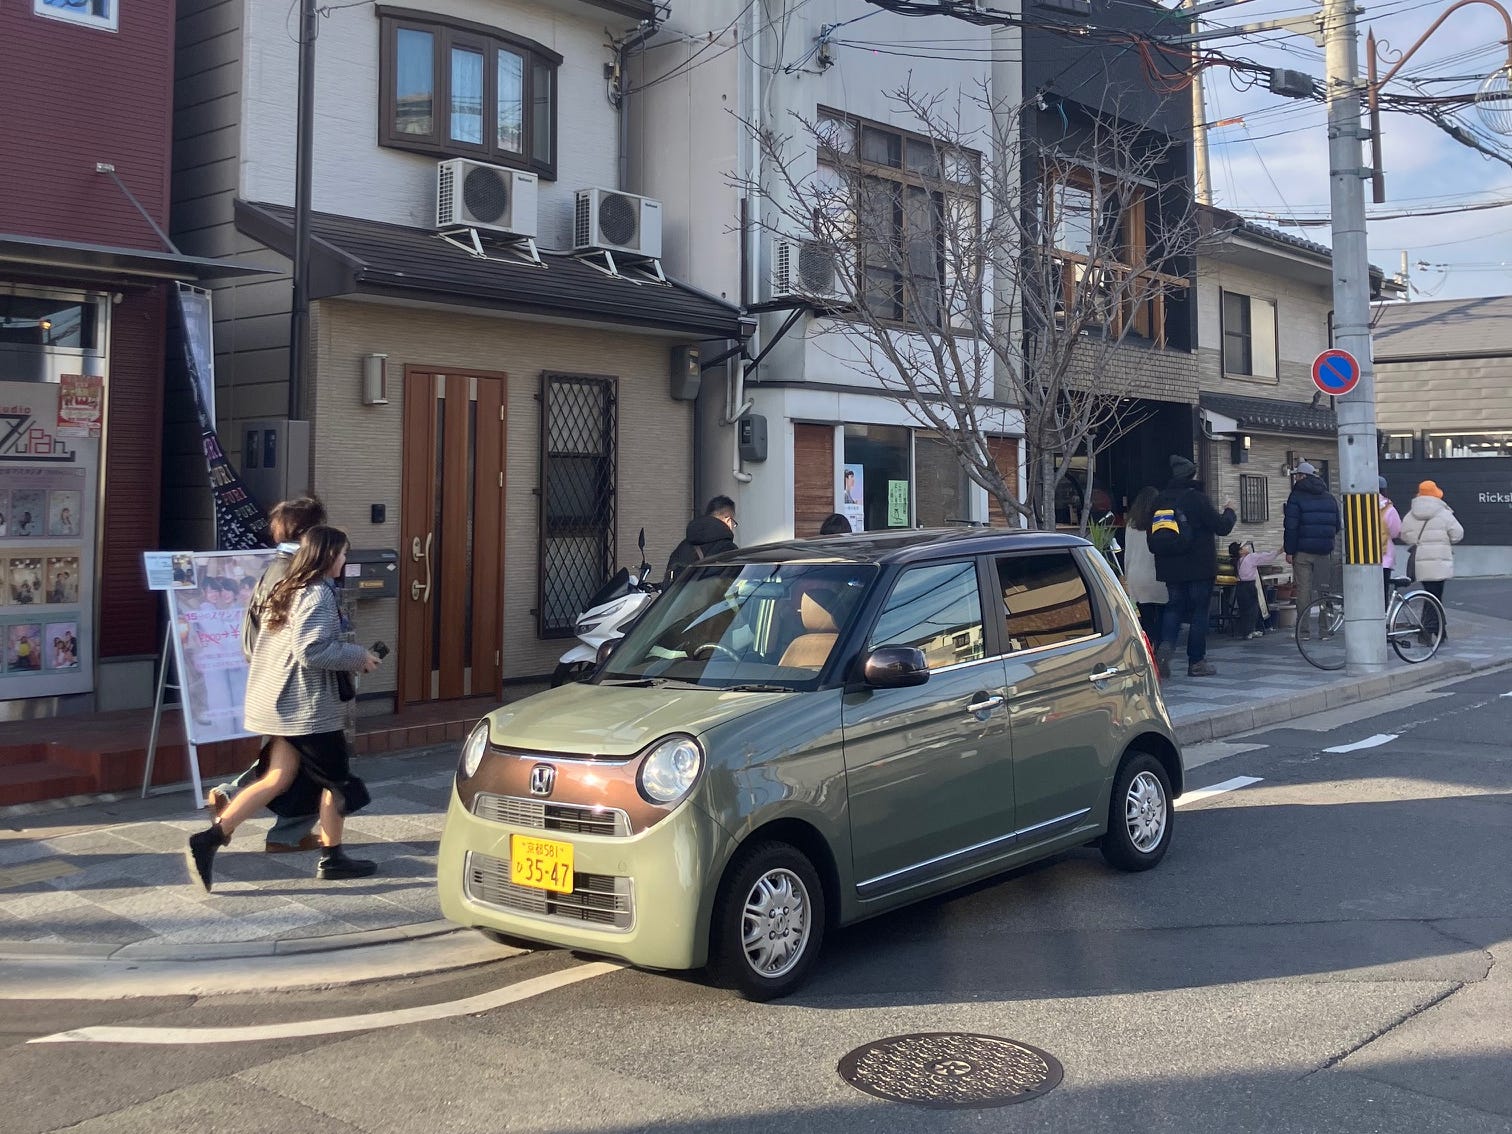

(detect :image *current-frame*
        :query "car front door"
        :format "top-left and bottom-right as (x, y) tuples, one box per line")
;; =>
(994, 548), (1126, 844)
(842, 559), (1015, 897)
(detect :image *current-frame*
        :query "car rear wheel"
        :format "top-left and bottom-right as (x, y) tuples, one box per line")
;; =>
(1101, 751), (1174, 871)
(710, 842), (826, 1001)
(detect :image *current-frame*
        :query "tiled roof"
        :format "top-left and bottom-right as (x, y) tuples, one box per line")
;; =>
(1200, 390), (1338, 436)
(236, 201), (747, 341)
(1372, 295), (1512, 361)
(1231, 218), (1335, 262)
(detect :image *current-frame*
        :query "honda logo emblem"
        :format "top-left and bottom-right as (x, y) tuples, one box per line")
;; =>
(529, 764), (556, 796)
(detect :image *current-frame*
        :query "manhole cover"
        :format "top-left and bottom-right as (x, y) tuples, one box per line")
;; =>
(838, 1032), (1063, 1109)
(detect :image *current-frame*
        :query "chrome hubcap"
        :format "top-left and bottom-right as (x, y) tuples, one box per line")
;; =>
(1125, 771), (1167, 852)
(741, 868), (810, 978)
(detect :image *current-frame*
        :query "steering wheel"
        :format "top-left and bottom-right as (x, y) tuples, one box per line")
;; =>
(693, 642), (740, 662)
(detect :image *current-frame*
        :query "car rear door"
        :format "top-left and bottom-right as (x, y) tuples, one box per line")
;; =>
(841, 558), (1015, 897)
(993, 548), (1126, 845)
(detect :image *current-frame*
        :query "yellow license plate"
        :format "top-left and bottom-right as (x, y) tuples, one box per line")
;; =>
(509, 834), (574, 894)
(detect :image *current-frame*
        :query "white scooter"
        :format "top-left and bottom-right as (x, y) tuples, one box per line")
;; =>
(551, 529), (658, 686)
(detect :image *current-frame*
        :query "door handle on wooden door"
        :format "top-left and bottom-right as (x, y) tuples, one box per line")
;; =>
(410, 532), (433, 601)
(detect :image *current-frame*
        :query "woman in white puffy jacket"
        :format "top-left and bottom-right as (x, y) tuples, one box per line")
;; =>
(1401, 480), (1464, 615)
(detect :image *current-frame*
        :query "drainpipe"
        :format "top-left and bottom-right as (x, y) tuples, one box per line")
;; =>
(614, 19), (659, 193)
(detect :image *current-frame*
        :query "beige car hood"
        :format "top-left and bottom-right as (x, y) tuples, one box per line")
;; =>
(486, 681), (786, 757)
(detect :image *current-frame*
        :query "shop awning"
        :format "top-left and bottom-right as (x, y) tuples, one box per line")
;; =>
(0, 233), (269, 286)
(1199, 391), (1338, 437)
(236, 200), (750, 342)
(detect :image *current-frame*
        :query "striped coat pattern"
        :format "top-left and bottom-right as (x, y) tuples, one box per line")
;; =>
(243, 580), (368, 737)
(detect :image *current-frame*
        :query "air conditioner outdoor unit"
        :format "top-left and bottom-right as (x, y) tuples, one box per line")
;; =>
(436, 158), (538, 238)
(772, 238), (850, 305)
(574, 188), (662, 259)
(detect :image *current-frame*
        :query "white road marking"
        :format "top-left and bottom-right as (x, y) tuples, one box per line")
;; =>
(28, 961), (621, 1046)
(1174, 775), (1262, 808)
(1322, 733), (1398, 754)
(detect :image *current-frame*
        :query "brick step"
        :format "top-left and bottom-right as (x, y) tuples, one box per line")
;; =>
(0, 743), (48, 770)
(0, 760), (95, 806)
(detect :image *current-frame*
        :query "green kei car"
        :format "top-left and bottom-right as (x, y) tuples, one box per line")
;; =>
(438, 528), (1183, 999)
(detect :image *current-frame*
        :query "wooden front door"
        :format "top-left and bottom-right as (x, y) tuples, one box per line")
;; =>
(399, 369), (506, 705)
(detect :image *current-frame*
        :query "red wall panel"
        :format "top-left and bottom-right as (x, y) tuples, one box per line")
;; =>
(98, 287), (167, 657)
(0, 4), (174, 251)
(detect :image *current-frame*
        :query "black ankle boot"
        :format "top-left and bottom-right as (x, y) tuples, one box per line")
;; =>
(185, 822), (229, 893)
(316, 845), (377, 881)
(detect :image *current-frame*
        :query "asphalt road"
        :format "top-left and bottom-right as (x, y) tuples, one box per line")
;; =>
(5, 667), (1511, 1133)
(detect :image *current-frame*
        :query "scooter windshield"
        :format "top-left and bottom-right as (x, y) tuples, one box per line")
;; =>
(597, 562), (875, 690)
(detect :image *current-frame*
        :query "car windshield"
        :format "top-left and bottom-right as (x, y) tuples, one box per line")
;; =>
(598, 562), (875, 690)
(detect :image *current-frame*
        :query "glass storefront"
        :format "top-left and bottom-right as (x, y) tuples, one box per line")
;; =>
(841, 424), (912, 531)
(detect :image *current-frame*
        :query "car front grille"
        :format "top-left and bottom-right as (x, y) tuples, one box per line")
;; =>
(471, 792), (630, 837)
(464, 851), (634, 931)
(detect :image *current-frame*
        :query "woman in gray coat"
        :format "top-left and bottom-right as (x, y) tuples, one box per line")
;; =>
(186, 526), (382, 892)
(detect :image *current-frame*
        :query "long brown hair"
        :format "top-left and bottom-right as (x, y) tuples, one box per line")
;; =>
(1127, 486), (1161, 532)
(263, 525), (348, 630)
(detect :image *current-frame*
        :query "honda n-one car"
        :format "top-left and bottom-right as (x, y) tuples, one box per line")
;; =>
(438, 529), (1184, 999)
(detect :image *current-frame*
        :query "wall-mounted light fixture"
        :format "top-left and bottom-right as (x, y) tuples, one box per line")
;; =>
(362, 353), (389, 406)
(1232, 434), (1251, 465)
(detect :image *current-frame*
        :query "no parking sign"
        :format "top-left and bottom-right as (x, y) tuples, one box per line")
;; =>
(1312, 349), (1361, 396)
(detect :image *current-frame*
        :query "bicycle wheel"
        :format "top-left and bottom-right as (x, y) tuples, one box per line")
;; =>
(1389, 590), (1445, 663)
(1297, 594), (1346, 670)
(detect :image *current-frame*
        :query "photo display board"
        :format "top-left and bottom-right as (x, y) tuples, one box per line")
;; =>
(0, 381), (99, 700)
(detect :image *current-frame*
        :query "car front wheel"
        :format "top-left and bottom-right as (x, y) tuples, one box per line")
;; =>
(1101, 752), (1174, 871)
(710, 842), (826, 1001)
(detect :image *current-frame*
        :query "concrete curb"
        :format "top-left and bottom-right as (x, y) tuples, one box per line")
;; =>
(0, 918), (457, 965)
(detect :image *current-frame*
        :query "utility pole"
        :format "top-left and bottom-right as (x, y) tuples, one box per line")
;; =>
(288, 0), (317, 423)
(1322, 0), (1388, 671)
(1188, 0), (1212, 204)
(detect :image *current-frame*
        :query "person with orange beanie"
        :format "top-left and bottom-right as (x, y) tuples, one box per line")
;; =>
(1401, 480), (1464, 635)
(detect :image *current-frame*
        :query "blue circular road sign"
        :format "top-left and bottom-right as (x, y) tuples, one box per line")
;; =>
(1312, 349), (1360, 396)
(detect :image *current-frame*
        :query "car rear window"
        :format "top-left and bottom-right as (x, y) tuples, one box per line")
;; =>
(995, 550), (1098, 651)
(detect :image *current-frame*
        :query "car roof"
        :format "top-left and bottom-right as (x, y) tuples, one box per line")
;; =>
(721, 527), (1093, 567)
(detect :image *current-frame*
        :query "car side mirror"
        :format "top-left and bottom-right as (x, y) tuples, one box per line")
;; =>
(862, 646), (929, 689)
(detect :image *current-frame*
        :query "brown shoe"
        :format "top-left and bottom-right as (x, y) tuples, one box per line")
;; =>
(265, 834), (323, 853)
(1188, 660), (1218, 677)
(207, 787), (230, 818)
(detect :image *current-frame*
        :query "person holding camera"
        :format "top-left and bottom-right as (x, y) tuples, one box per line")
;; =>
(187, 526), (384, 892)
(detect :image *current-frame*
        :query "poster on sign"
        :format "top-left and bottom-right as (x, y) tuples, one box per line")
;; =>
(163, 549), (277, 745)
(839, 464), (866, 533)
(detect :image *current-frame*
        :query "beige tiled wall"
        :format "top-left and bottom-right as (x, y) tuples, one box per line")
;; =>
(310, 299), (695, 692)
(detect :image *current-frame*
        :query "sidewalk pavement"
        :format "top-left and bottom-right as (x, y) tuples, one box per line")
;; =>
(4, 582), (1511, 968)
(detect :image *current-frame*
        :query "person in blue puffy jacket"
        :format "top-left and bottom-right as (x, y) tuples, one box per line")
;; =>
(1283, 461), (1341, 640)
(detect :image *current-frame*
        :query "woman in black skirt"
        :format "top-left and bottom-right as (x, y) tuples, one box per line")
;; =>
(186, 525), (382, 892)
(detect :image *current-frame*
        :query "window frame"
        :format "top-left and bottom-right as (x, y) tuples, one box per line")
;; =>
(865, 558), (988, 671)
(1423, 429), (1512, 459)
(1220, 289), (1279, 382)
(817, 107), (981, 331)
(377, 7), (560, 180)
(1239, 473), (1270, 523)
(33, 0), (116, 32)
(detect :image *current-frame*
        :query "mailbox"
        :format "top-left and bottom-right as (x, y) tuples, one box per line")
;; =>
(343, 548), (399, 600)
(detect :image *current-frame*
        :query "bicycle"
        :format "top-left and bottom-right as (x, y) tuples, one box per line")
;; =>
(1295, 578), (1446, 670)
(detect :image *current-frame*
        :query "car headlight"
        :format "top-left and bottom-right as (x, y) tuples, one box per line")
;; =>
(637, 735), (704, 804)
(459, 719), (490, 779)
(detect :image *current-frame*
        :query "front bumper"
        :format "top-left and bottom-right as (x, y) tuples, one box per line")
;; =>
(436, 782), (732, 971)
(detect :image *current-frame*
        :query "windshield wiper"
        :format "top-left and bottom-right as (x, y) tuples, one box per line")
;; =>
(725, 683), (794, 693)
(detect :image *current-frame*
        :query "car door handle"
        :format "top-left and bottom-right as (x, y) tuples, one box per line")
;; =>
(966, 693), (1004, 714)
(1089, 666), (1122, 683)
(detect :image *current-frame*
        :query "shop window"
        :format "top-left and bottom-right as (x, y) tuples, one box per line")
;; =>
(1221, 290), (1278, 380)
(34, 0), (116, 32)
(538, 374), (616, 638)
(0, 295), (101, 352)
(869, 560), (985, 668)
(379, 9), (559, 178)
(914, 432), (973, 528)
(1380, 432), (1416, 460)
(842, 423), (911, 531)
(995, 551), (1097, 652)
(1239, 473), (1269, 523)
(1424, 430), (1512, 458)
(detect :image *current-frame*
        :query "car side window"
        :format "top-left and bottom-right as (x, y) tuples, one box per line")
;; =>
(995, 551), (1098, 652)
(868, 561), (985, 668)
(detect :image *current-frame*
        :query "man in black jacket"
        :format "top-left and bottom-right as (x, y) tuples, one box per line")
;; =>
(665, 496), (738, 582)
(1152, 455), (1237, 678)
(1283, 461), (1342, 640)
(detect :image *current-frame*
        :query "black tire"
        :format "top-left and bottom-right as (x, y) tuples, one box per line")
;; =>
(709, 842), (826, 1001)
(1101, 752), (1174, 872)
(550, 661), (594, 688)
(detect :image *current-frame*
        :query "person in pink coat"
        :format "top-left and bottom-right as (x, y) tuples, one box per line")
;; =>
(1378, 476), (1403, 605)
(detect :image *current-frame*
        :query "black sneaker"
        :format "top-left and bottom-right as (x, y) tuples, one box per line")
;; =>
(185, 825), (227, 892)
(316, 848), (378, 881)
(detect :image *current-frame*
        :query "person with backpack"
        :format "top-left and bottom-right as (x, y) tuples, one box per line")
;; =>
(664, 496), (738, 583)
(1149, 454), (1236, 678)
(1283, 461), (1342, 641)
